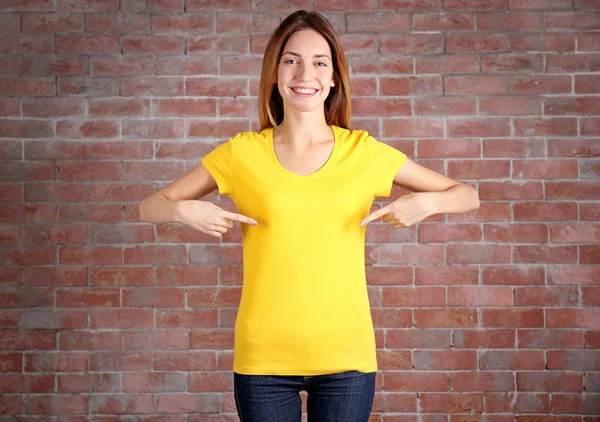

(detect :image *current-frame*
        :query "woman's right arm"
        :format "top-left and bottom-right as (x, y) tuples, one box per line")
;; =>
(139, 161), (217, 224)
(139, 162), (256, 237)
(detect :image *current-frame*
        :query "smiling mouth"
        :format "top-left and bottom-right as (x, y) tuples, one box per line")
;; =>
(291, 87), (318, 97)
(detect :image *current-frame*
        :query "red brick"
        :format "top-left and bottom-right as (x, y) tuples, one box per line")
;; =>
(517, 372), (583, 392)
(124, 244), (187, 265)
(484, 223), (547, 242)
(483, 308), (544, 328)
(0, 120), (55, 138)
(56, 35), (120, 54)
(23, 98), (85, 117)
(0, 14), (22, 32)
(545, 11), (600, 29)
(445, 76), (507, 95)
(416, 54), (479, 73)
(482, 54), (544, 73)
(576, 75), (600, 94)
(122, 36), (184, 54)
(151, 15), (212, 33)
(480, 97), (541, 115)
(57, 77), (119, 97)
(380, 76), (442, 95)
(0, 98), (21, 116)
(385, 371), (448, 392)
(415, 98), (477, 116)
(121, 77), (184, 96)
(89, 393), (155, 413)
(514, 118), (577, 136)
(486, 392), (550, 413)
(216, 13), (279, 33)
(582, 118), (600, 135)
(509, 0), (573, 9)
(415, 309), (478, 328)
(153, 98), (216, 117)
(448, 118), (511, 137)
(480, 350), (545, 370)
(413, 12), (475, 30)
(90, 56), (153, 76)
(512, 33), (576, 52)
(90, 309), (154, 329)
(56, 119), (119, 139)
(57, 0), (116, 11)
(382, 287), (445, 307)
(0, 55), (21, 75)
(88, 98), (151, 117)
(484, 139), (545, 159)
(121, 0), (183, 13)
(447, 33), (509, 52)
(547, 54), (600, 72)
(86, 14), (150, 34)
(221, 55), (262, 75)
(354, 98), (411, 117)
(519, 329), (584, 349)
(352, 55), (413, 74)
(548, 266), (600, 286)
(24, 395), (89, 414)
(23, 55), (88, 76)
(513, 159), (578, 179)
(156, 55), (218, 75)
(515, 245), (577, 264)
(510, 75), (571, 94)
(579, 33), (600, 51)
(516, 286), (579, 306)
(57, 373), (120, 393)
(480, 181), (544, 201)
(420, 393), (483, 413)
(478, 12), (541, 30)
(419, 223), (481, 242)
(454, 329), (516, 348)
(347, 12), (410, 32)
(0, 34), (53, 53)
(383, 118), (444, 138)
(1, 0), (54, 11)
(122, 119), (185, 139)
(188, 287), (241, 307)
(450, 372), (514, 392)
(416, 266), (479, 286)
(379, 33), (444, 54)
(0, 77), (55, 96)
(449, 286), (512, 307)
(414, 350), (477, 370)
(548, 351), (600, 371)
(340, 34), (378, 54)
(546, 97), (600, 115)
(546, 181), (600, 200)
(548, 309), (600, 328)
(21, 13), (83, 32)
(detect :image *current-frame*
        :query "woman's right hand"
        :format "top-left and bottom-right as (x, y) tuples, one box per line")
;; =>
(175, 200), (258, 238)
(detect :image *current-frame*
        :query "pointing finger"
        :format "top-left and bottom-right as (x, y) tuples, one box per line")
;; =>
(222, 211), (258, 226)
(360, 206), (390, 226)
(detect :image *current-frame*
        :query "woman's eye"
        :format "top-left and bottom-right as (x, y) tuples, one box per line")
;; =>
(317, 62), (327, 67)
(285, 59), (296, 64)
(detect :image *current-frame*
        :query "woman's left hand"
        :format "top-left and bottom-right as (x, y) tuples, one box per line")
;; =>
(360, 192), (439, 228)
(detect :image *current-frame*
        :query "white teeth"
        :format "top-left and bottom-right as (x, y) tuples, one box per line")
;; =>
(293, 88), (317, 94)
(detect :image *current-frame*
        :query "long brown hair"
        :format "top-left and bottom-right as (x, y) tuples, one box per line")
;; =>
(258, 10), (351, 131)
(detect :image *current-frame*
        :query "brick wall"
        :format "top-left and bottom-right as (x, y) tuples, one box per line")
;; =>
(1, 0), (599, 420)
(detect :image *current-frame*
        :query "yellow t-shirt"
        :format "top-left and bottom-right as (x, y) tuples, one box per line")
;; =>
(201, 125), (407, 376)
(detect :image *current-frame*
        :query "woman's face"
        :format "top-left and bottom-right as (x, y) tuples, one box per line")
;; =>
(276, 29), (336, 114)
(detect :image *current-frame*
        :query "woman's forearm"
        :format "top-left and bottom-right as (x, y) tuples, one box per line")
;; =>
(139, 193), (183, 224)
(427, 184), (480, 216)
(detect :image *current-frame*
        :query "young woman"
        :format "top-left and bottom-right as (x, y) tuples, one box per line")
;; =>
(139, 10), (480, 422)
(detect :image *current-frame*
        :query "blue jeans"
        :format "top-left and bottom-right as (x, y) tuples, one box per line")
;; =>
(233, 370), (376, 422)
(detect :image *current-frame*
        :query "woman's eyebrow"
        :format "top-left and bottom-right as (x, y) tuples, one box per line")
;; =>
(282, 51), (331, 60)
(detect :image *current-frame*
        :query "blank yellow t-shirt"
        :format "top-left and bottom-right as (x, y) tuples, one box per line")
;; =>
(202, 125), (407, 376)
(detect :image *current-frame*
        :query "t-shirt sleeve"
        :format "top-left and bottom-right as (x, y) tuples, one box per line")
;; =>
(201, 135), (236, 197)
(366, 134), (408, 198)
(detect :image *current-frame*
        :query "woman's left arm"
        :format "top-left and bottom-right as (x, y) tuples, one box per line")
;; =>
(360, 158), (480, 227)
